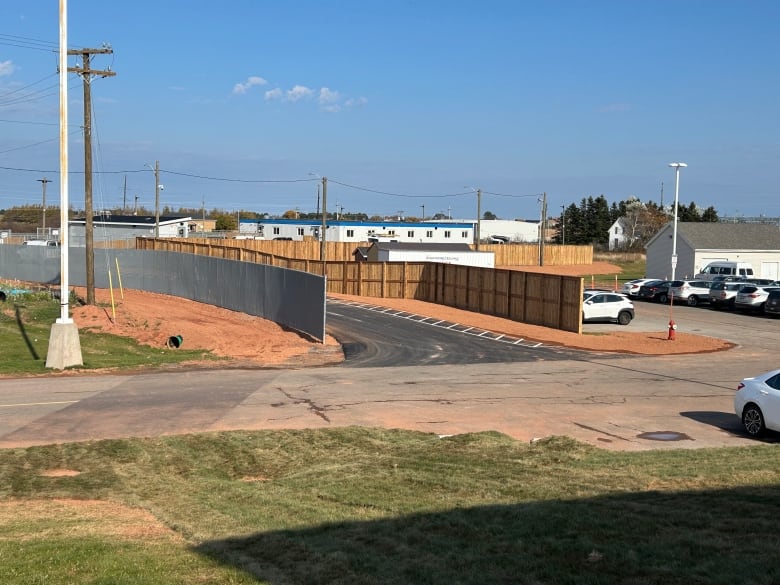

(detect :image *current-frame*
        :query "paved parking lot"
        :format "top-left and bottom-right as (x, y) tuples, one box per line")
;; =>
(585, 294), (780, 352)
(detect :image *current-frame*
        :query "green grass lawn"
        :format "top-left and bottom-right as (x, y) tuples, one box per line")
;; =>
(1, 428), (780, 584)
(0, 288), (221, 374)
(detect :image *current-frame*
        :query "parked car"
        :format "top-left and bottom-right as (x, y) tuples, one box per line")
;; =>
(734, 285), (780, 313)
(582, 290), (634, 325)
(621, 278), (657, 297)
(734, 368), (780, 437)
(764, 289), (780, 317)
(708, 281), (743, 310)
(636, 280), (672, 303)
(667, 280), (712, 306)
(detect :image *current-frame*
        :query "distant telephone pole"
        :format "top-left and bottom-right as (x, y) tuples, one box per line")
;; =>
(68, 45), (115, 305)
(37, 177), (52, 232)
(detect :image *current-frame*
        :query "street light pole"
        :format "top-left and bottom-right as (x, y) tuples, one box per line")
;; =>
(560, 204), (565, 246)
(668, 162), (687, 280)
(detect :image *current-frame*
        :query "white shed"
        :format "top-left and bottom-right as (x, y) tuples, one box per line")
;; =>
(645, 222), (780, 280)
(367, 242), (495, 268)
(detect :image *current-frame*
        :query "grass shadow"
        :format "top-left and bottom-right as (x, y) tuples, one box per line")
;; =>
(14, 304), (40, 360)
(194, 485), (780, 584)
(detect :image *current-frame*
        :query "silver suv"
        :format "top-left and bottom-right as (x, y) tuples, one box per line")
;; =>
(735, 285), (780, 313)
(667, 280), (712, 307)
(709, 281), (742, 310)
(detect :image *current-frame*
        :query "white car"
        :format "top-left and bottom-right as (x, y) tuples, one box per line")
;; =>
(734, 368), (780, 437)
(582, 290), (634, 325)
(621, 278), (657, 297)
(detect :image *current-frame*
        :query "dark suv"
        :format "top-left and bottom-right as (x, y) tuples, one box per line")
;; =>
(765, 289), (780, 317)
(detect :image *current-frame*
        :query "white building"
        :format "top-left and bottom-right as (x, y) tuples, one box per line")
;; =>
(239, 217), (541, 244)
(431, 218), (540, 243)
(607, 218), (632, 251)
(240, 218), (476, 244)
(645, 222), (780, 280)
(69, 214), (194, 245)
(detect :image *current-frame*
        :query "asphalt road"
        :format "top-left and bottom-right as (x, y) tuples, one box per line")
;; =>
(0, 296), (777, 451)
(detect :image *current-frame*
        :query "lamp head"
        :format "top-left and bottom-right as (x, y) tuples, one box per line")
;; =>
(668, 162), (688, 168)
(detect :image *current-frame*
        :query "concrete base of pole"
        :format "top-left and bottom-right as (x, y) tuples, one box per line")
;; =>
(45, 321), (83, 370)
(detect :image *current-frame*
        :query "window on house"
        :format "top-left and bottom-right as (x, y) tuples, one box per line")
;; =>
(444, 230), (451, 238)
(388, 230), (396, 236)
(407, 230), (414, 238)
(426, 230), (433, 238)
(273, 227), (280, 235)
(347, 229), (354, 237)
(297, 228), (304, 236)
(462, 231), (468, 238)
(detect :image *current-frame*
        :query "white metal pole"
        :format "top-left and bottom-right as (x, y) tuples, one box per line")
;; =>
(58, 0), (71, 324)
(668, 162), (686, 281)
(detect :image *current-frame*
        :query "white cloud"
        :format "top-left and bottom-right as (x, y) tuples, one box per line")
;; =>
(319, 87), (340, 104)
(265, 87), (283, 101)
(0, 60), (15, 77)
(261, 82), (366, 112)
(232, 75), (267, 95)
(285, 85), (313, 102)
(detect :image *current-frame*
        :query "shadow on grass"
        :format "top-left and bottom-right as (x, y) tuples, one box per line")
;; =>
(194, 486), (780, 585)
(14, 304), (40, 360)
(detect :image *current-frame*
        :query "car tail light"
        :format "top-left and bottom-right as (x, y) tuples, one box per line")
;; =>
(737, 382), (745, 391)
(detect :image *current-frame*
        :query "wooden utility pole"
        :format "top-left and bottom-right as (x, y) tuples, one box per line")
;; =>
(68, 46), (115, 305)
(475, 188), (482, 250)
(320, 176), (328, 262)
(37, 177), (52, 233)
(539, 192), (548, 266)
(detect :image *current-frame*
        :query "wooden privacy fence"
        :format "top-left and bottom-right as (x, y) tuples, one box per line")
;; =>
(133, 237), (592, 266)
(324, 261), (583, 333)
(136, 238), (585, 333)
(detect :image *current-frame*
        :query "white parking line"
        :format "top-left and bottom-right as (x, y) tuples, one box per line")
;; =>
(0, 400), (78, 408)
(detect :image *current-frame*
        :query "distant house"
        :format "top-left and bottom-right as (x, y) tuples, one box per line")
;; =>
(645, 222), (780, 280)
(366, 242), (495, 268)
(607, 218), (632, 251)
(69, 214), (194, 245)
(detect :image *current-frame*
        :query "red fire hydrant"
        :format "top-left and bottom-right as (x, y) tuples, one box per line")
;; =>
(668, 319), (677, 341)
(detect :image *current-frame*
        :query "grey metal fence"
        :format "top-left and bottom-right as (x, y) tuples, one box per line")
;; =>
(0, 246), (326, 341)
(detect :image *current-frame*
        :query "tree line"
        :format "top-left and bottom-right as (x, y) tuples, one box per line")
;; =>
(554, 195), (719, 249)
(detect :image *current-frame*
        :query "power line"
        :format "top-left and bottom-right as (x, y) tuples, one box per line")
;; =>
(0, 73), (57, 99)
(328, 178), (472, 199)
(0, 33), (58, 52)
(161, 169), (317, 183)
(0, 128), (82, 155)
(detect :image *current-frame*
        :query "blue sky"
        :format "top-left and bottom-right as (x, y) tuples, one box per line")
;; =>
(1, 0), (778, 221)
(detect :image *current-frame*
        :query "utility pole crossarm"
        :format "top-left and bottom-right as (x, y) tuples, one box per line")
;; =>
(67, 48), (116, 78)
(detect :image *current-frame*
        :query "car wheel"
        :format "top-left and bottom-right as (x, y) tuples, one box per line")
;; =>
(728, 299), (735, 310)
(687, 295), (698, 307)
(617, 311), (632, 325)
(742, 404), (766, 437)
(658, 293), (668, 304)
